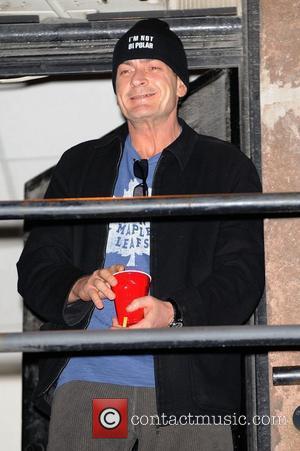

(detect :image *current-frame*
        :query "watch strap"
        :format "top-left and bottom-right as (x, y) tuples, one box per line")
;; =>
(166, 298), (183, 327)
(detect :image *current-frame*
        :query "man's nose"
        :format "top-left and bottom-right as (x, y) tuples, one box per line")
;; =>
(130, 68), (147, 87)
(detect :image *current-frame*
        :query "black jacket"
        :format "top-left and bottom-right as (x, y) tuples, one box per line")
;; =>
(17, 119), (264, 418)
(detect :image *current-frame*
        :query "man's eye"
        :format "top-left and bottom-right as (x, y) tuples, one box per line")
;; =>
(150, 66), (161, 71)
(119, 69), (130, 75)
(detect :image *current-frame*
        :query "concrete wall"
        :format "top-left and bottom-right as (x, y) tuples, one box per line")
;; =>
(0, 77), (123, 450)
(260, 1), (300, 449)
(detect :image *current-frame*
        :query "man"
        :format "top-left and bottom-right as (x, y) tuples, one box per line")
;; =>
(17, 18), (264, 451)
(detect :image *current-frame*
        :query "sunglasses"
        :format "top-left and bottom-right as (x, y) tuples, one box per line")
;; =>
(133, 159), (149, 197)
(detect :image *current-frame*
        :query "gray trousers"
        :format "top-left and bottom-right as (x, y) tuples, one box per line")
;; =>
(47, 381), (233, 451)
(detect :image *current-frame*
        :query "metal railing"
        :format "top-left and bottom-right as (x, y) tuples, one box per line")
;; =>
(1, 192), (300, 353)
(0, 325), (300, 354)
(1, 192), (300, 220)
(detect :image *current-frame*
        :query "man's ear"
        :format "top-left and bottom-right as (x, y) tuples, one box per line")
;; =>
(176, 77), (188, 98)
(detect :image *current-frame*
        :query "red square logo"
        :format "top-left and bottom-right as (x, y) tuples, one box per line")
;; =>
(92, 398), (128, 438)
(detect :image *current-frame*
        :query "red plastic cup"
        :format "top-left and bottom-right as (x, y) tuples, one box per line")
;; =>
(112, 270), (151, 326)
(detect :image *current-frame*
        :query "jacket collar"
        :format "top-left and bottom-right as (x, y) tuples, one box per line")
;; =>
(108, 118), (197, 171)
(163, 118), (199, 170)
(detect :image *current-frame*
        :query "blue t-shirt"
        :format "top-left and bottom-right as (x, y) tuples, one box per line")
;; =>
(57, 136), (161, 388)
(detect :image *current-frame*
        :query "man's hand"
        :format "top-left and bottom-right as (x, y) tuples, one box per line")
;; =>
(112, 296), (174, 329)
(68, 264), (125, 309)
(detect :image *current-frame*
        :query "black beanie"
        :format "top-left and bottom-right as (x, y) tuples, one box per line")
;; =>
(112, 18), (189, 92)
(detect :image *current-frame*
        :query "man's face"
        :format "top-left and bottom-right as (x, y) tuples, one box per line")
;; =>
(115, 59), (187, 123)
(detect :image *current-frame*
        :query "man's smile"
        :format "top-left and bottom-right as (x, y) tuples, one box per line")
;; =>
(129, 92), (156, 101)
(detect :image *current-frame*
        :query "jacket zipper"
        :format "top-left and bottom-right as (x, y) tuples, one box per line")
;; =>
(41, 139), (124, 397)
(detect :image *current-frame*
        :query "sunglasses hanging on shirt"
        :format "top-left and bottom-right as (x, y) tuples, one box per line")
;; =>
(133, 159), (149, 197)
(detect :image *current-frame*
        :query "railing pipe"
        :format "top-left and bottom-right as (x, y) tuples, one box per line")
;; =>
(0, 193), (300, 220)
(273, 366), (300, 386)
(0, 325), (300, 353)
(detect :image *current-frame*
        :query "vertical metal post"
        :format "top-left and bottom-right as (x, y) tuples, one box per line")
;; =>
(241, 1), (271, 450)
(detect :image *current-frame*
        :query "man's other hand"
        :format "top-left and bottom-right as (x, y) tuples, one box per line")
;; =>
(67, 264), (125, 309)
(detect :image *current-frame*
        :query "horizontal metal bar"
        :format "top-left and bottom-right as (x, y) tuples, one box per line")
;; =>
(0, 16), (240, 43)
(1, 325), (300, 354)
(272, 366), (300, 386)
(0, 15), (241, 77)
(0, 51), (241, 78)
(87, 8), (238, 21)
(0, 193), (300, 220)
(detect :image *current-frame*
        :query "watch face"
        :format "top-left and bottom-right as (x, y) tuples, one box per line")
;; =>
(170, 321), (183, 328)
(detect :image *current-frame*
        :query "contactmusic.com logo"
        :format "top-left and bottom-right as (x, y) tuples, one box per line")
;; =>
(93, 399), (128, 438)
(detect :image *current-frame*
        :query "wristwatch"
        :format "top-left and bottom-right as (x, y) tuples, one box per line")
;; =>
(167, 298), (184, 328)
